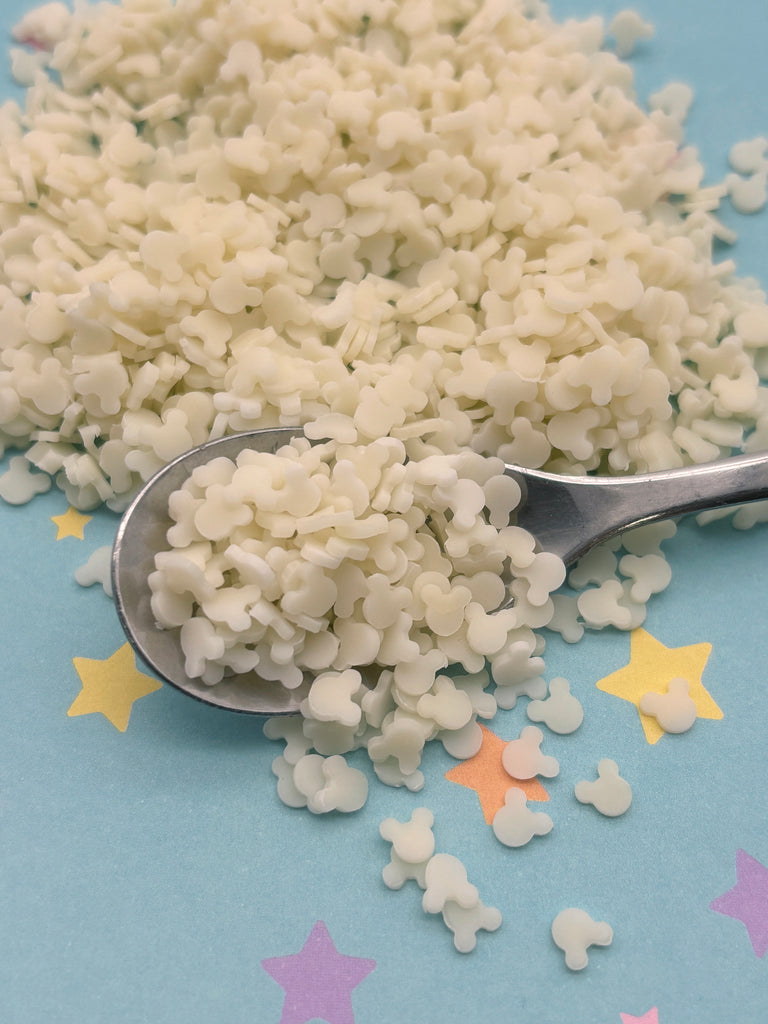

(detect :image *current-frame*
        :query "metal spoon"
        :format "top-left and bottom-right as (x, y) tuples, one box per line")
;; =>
(111, 428), (768, 715)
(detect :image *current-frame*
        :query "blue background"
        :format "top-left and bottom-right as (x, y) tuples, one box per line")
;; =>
(1, 2), (768, 1022)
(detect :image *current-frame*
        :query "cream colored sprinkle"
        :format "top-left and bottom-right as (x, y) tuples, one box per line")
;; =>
(639, 677), (698, 734)
(608, 9), (654, 58)
(526, 677), (584, 734)
(73, 544), (113, 597)
(0, 453), (52, 504)
(574, 758), (633, 817)
(551, 908), (613, 971)
(492, 788), (553, 848)
(501, 724), (559, 780)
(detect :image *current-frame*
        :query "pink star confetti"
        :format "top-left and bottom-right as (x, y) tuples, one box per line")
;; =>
(262, 920), (376, 1024)
(710, 849), (768, 957)
(620, 1010), (659, 1024)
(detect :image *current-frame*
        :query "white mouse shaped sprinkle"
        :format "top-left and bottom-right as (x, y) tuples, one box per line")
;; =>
(291, 752), (368, 814)
(526, 677), (583, 734)
(379, 807), (436, 891)
(263, 717), (314, 764)
(442, 898), (502, 953)
(302, 668), (363, 728)
(574, 758), (632, 817)
(74, 545), (114, 597)
(492, 788), (553, 847)
(380, 807), (435, 863)
(0, 455), (52, 504)
(639, 677), (698, 734)
(551, 907), (613, 970)
(422, 854), (479, 914)
(501, 725), (559, 780)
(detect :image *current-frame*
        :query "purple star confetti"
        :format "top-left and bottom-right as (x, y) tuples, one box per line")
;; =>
(710, 849), (768, 957)
(262, 920), (376, 1024)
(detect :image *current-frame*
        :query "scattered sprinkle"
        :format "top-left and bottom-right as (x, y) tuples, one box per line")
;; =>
(574, 758), (633, 817)
(501, 725), (560, 780)
(526, 676), (584, 734)
(551, 907), (613, 970)
(639, 677), (698, 733)
(492, 787), (553, 847)
(74, 544), (113, 596)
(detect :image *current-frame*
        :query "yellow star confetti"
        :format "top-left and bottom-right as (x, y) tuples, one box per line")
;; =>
(68, 643), (162, 732)
(51, 506), (92, 540)
(596, 627), (722, 744)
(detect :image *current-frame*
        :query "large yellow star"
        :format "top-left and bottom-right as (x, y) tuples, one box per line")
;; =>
(68, 643), (162, 731)
(51, 506), (92, 540)
(596, 628), (722, 744)
(445, 724), (549, 823)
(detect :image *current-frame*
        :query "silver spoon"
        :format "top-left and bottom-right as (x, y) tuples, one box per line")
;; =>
(111, 428), (768, 715)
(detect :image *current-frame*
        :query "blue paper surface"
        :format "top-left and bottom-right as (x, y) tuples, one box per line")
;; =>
(1, 3), (768, 1023)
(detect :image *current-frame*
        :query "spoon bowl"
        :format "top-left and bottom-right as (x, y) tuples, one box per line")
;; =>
(112, 428), (768, 715)
(112, 427), (304, 714)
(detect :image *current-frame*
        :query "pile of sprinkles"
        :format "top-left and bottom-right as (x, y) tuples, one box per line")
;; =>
(3, 0), (768, 954)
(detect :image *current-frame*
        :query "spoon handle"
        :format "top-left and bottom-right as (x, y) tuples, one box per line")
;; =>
(507, 451), (768, 566)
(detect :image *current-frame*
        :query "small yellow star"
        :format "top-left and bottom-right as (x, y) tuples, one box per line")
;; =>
(68, 643), (162, 731)
(51, 506), (92, 540)
(596, 627), (722, 744)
